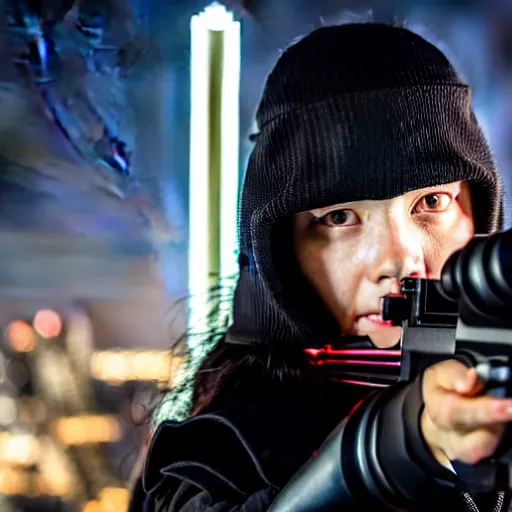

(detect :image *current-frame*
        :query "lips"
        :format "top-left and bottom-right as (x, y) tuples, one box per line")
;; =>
(365, 313), (393, 326)
(357, 313), (394, 328)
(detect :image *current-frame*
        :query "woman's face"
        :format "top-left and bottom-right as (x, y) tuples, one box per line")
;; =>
(293, 181), (474, 348)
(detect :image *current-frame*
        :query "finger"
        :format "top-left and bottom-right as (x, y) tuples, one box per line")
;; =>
(426, 391), (512, 432)
(423, 359), (470, 394)
(457, 368), (486, 397)
(423, 361), (485, 398)
(441, 426), (504, 465)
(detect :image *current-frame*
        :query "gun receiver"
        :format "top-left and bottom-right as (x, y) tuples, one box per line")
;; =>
(383, 228), (512, 384)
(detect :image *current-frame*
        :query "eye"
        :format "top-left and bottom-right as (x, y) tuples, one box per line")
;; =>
(317, 209), (360, 227)
(414, 193), (452, 213)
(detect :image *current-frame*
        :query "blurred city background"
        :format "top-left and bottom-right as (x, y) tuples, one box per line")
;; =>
(0, 1), (511, 511)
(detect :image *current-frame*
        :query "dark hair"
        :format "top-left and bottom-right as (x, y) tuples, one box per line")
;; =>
(150, 279), (325, 424)
(190, 336), (314, 416)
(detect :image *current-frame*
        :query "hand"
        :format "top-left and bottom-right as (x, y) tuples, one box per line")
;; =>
(420, 359), (512, 467)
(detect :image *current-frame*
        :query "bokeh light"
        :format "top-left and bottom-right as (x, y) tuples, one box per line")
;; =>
(5, 320), (36, 353)
(0, 395), (17, 426)
(0, 432), (40, 466)
(33, 310), (63, 339)
(52, 415), (122, 445)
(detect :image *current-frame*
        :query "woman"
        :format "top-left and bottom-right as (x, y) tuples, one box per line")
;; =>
(137, 23), (507, 511)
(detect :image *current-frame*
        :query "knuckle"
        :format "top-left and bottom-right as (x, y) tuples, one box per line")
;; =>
(434, 358), (460, 373)
(423, 359), (465, 394)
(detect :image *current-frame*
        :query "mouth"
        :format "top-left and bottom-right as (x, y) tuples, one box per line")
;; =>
(365, 314), (394, 327)
(357, 313), (394, 328)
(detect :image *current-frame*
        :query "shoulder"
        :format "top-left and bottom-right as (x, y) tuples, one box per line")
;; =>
(143, 411), (278, 502)
(142, 385), (363, 508)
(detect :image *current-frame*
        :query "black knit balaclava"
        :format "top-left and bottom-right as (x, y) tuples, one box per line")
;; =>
(226, 23), (502, 348)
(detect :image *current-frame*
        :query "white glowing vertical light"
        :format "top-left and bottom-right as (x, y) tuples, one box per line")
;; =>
(188, 3), (241, 340)
(188, 9), (210, 301)
(218, 9), (241, 283)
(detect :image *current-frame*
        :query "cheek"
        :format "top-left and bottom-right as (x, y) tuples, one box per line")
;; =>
(297, 239), (344, 289)
(352, 238), (381, 266)
(295, 236), (362, 327)
(424, 216), (474, 278)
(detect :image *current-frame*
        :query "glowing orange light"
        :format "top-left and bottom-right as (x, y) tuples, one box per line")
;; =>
(90, 350), (182, 384)
(5, 320), (36, 353)
(99, 487), (130, 511)
(0, 466), (26, 495)
(82, 500), (101, 512)
(52, 415), (121, 445)
(33, 310), (62, 339)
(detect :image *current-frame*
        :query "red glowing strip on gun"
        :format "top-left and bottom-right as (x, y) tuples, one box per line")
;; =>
(304, 345), (400, 365)
(304, 345), (401, 387)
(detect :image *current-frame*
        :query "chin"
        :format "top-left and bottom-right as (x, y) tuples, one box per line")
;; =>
(353, 316), (402, 348)
(367, 328), (402, 349)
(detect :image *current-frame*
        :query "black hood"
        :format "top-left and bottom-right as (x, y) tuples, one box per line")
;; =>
(227, 24), (503, 348)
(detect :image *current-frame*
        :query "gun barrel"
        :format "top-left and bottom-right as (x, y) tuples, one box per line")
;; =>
(438, 228), (512, 319)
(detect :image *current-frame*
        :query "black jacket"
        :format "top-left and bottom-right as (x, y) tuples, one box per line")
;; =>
(130, 381), (508, 512)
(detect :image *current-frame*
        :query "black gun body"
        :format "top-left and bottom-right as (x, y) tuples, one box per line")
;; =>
(271, 230), (512, 511)
(385, 274), (512, 382)
(400, 320), (512, 382)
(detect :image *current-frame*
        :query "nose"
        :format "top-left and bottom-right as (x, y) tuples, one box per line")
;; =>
(366, 217), (426, 286)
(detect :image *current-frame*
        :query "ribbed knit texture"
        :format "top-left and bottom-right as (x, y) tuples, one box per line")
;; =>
(226, 23), (503, 348)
